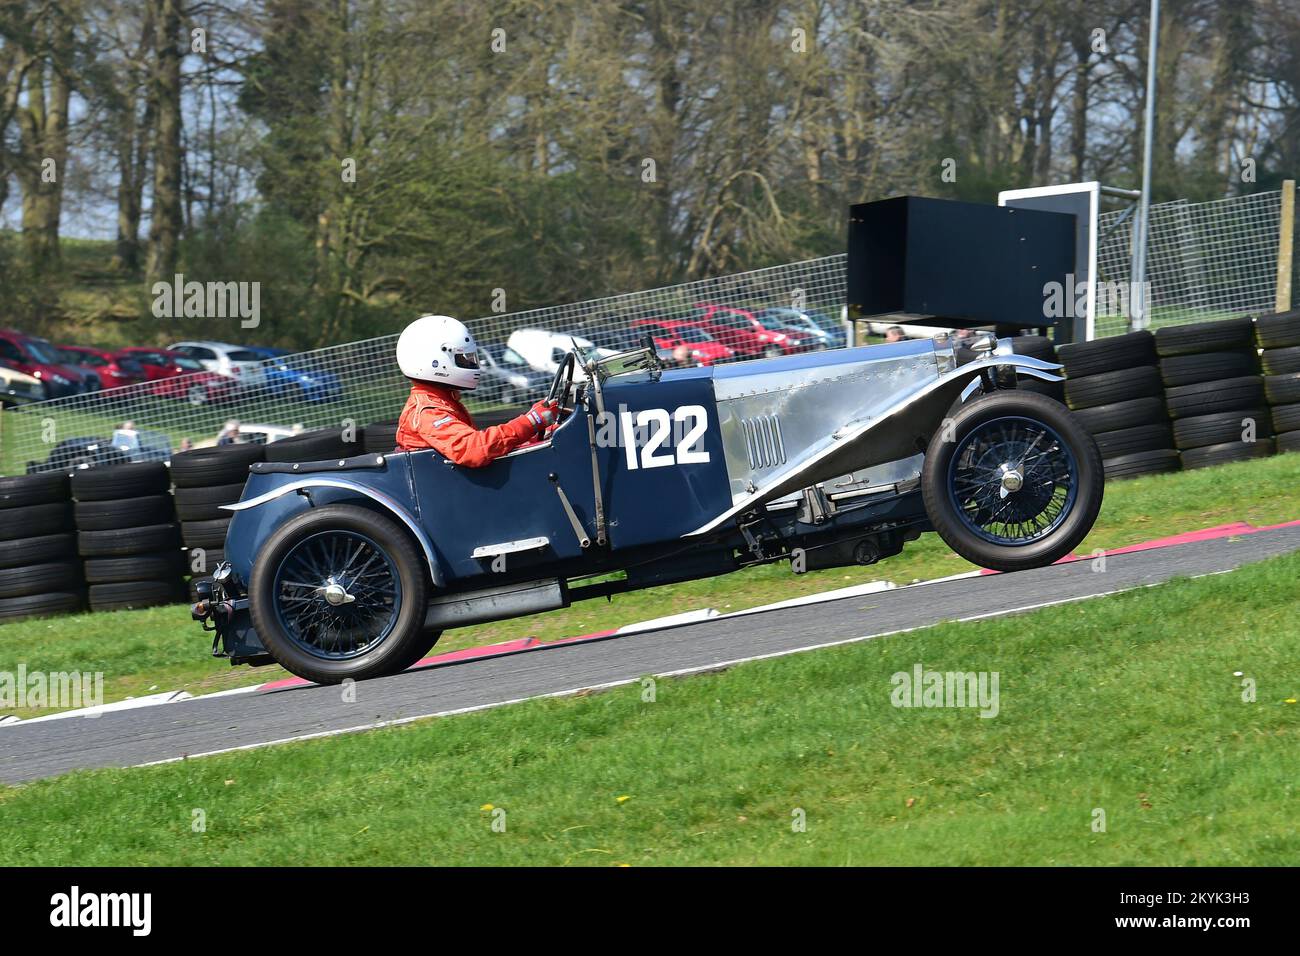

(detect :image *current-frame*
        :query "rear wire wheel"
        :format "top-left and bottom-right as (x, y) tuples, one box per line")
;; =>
(249, 504), (434, 683)
(922, 391), (1104, 572)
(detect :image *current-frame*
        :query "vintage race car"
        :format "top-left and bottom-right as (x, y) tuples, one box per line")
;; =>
(193, 334), (1103, 684)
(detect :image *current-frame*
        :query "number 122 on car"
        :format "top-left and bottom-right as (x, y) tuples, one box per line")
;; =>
(619, 405), (711, 470)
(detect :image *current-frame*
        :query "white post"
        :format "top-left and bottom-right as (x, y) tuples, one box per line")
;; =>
(1130, 0), (1160, 331)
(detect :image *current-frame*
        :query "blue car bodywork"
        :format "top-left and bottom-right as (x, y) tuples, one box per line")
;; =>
(247, 347), (344, 403)
(196, 335), (1096, 683)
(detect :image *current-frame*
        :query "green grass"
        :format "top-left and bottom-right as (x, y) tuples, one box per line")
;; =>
(0, 448), (1297, 719)
(1, 548), (1296, 866)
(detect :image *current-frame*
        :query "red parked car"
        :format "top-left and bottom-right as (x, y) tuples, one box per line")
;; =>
(59, 345), (146, 388)
(116, 347), (239, 405)
(0, 329), (101, 398)
(689, 304), (817, 358)
(630, 317), (735, 366)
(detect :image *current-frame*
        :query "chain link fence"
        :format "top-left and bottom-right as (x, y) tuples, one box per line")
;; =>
(1094, 189), (1287, 338)
(0, 256), (848, 476)
(1, 189), (1290, 476)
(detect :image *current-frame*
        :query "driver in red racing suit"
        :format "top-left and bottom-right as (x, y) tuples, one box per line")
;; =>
(393, 314), (558, 466)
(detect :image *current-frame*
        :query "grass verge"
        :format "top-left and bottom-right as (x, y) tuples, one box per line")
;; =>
(1, 448), (1298, 718)
(1, 549), (1296, 865)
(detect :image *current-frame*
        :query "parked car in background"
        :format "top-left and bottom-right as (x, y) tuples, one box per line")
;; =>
(117, 348), (240, 406)
(59, 345), (146, 388)
(803, 308), (850, 349)
(167, 341), (268, 391)
(631, 317), (735, 365)
(478, 343), (550, 406)
(506, 328), (615, 375)
(0, 329), (101, 398)
(689, 304), (816, 359)
(243, 346), (344, 403)
(754, 308), (840, 351)
(566, 324), (677, 366)
(0, 361), (46, 405)
(25, 427), (171, 474)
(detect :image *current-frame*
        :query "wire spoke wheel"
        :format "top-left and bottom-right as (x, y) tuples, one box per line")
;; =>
(272, 529), (403, 660)
(947, 415), (1078, 546)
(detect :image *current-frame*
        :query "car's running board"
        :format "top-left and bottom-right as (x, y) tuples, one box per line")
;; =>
(423, 578), (567, 631)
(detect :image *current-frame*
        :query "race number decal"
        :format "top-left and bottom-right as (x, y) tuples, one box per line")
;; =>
(620, 405), (711, 470)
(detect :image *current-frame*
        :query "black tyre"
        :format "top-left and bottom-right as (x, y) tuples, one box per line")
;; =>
(1154, 317), (1255, 357)
(0, 473), (69, 509)
(1102, 448), (1181, 481)
(1010, 334), (1057, 361)
(88, 580), (182, 612)
(1255, 310), (1300, 349)
(185, 547), (225, 575)
(921, 391), (1104, 573)
(0, 533), (75, 570)
(1063, 366), (1162, 410)
(1180, 439), (1274, 470)
(263, 430), (355, 463)
(362, 422), (399, 455)
(74, 494), (175, 531)
(248, 504), (435, 683)
(1277, 430), (1300, 454)
(1015, 376), (1065, 401)
(1272, 403), (1300, 434)
(1058, 330), (1154, 376)
(1165, 376), (1263, 419)
(1092, 423), (1172, 458)
(1261, 346), (1300, 376)
(170, 444), (264, 487)
(84, 552), (184, 585)
(0, 591), (84, 622)
(71, 462), (170, 502)
(1264, 373), (1300, 406)
(1173, 409), (1271, 450)
(1072, 396), (1167, 434)
(181, 518), (230, 551)
(173, 483), (246, 521)
(0, 501), (73, 541)
(78, 523), (180, 557)
(0, 561), (82, 599)
(1159, 351), (1257, 387)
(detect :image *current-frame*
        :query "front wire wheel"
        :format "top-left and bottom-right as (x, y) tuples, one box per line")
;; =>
(922, 390), (1103, 572)
(249, 504), (435, 683)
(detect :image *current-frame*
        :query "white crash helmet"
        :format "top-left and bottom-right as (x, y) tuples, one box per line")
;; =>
(396, 314), (481, 390)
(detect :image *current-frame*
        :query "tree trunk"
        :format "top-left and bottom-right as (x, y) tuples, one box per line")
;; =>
(146, 0), (183, 283)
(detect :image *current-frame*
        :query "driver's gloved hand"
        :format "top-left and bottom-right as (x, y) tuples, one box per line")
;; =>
(526, 399), (560, 432)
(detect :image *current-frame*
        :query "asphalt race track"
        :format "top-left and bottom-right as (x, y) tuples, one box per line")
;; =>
(3, 523), (1299, 784)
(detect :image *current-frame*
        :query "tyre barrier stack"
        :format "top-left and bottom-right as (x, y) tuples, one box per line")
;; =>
(1009, 334), (1064, 402)
(171, 444), (266, 580)
(263, 428), (358, 464)
(1057, 330), (1179, 480)
(72, 462), (185, 612)
(1256, 310), (1300, 455)
(0, 473), (85, 622)
(362, 421), (399, 455)
(1155, 317), (1274, 471)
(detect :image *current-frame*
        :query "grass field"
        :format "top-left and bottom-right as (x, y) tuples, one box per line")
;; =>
(1, 449), (1297, 719)
(1, 548), (1295, 866)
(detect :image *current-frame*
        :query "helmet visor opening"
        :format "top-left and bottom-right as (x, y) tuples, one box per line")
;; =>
(454, 351), (479, 370)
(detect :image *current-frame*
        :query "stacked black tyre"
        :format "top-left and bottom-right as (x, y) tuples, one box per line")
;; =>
(171, 444), (265, 577)
(0, 473), (85, 621)
(1009, 334), (1064, 402)
(1156, 317), (1274, 470)
(264, 428), (359, 464)
(1255, 310), (1300, 455)
(1057, 330), (1177, 480)
(362, 421), (399, 455)
(73, 463), (184, 612)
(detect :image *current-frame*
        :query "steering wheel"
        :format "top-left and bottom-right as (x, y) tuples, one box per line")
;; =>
(547, 350), (576, 406)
